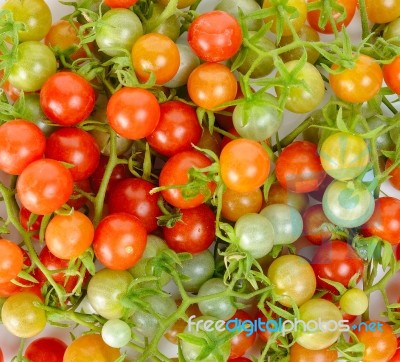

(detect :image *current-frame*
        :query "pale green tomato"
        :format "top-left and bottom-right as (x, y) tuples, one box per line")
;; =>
(164, 44), (200, 88)
(297, 298), (343, 350)
(322, 180), (375, 228)
(276, 60), (325, 113)
(146, 4), (180, 41)
(102, 319), (132, 348)
(234, 213), (275, 259)
(320, 132), (369, 181)
(339, 288), (368, 316)
(260, 203), (303, 245)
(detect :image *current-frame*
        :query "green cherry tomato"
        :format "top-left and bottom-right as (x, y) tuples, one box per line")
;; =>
(233, 93), (282, 141)
(297, 298), (343, 350)
(234, 213), (275, 258)
(9, 41), (57, 92)
(260, 203), (303, 245)
(322, 180), (375, 228)
(339, 288), (368, 316)
(95, 8), (143, 56)
(2, 0), (52, 42)
(320, 132), (369, 181)
(145, 4), (180, 41)
(87, 268), (133, 319)
(267, 255), (316, 307)
(276, 60), (325, 113)
(197, 278), (237, 320)
(1, 292), (46, 338)
(101, 319), (132, 348)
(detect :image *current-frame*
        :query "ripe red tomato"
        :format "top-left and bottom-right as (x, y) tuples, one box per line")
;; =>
(45, 127), (100, 181)
(307, 0), (357, 34)
(163, 204), (215, 253)
(229, 358), (252, 362)
(93, 213), (147, 270)
(45, 211), (94, 260)
(24, 337), (67, 362)
(311, 240), (363, 293)
(0, 347), (3, 362)
(386, 159), (400, 190)
(105, 0), (138, 7)
(389, 338), (400, 362)
(0, 239), (24, 284)
(360, 197), (400, 245)
(220, 138), (270, 193)
(329, 54), (383, 103)
(187, 10), (242, 62)
(302, 204), (333, 245)
(146, 101), (202, 157)
(383, 55), (400, 94)
(107, 178), (161, 232)
(0, 120), (46, 175)
(17, 159), (74, 215)
(187, 62), (237, 110)
(106, 87), (160, 140)
(354, 321), (397, 362)
(132, 33), (180, 85)
(229, 310), (256, 359)
(40, 72), (96, 126)
(275, 141), (326, 193)
(158, 150), (215, 209)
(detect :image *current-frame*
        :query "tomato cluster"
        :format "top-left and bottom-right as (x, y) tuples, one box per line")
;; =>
(0, 0), (400, 361)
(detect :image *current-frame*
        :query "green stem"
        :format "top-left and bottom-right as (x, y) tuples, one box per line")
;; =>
(357, 0), (370, 40)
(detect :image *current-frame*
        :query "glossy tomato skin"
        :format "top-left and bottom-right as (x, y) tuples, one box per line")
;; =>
(146, 101), (202, 157)
(105, 0), (138, 7)
(24, 337), (67, 362)
(329, 54), (383, 103)
(383, 55), (400, 95)
(163, 204), (216, 253)
(307, 0), (357, 34)
(221, 187), (263, 222)
(302, 204), (333, 245)
(275, 141), (326, 193)
(132, 33), (180, 84)
(188, 10), (242, 62)
(360, 197), (400, 245)
(106, 87), (160, 140)
(40, 72), (95, 126)
(220, 138), (270, 193)
(0, 239), (23, 284)
(365, 0), (400, 24)
(229, 310), (256, 359)
(93, 213), (147, 270)
(0, 120), (46, 175)
(17, 159), (74, 215)
(311, 240), (363, 293)
(386, 159), (400, 190)
(45, 127), (100, 181)
(354, 321), (397, 362)
(289, 342), (338, 361)
(188, 62), (237, 110)
(159, 150), (215, 209)
(107, 178), (161, 232)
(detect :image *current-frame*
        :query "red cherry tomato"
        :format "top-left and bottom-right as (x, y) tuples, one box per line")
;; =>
(229, 310), (256, 359)
(24, 337), (67, 362)
(105, 0), (138, 7)
(0, 239), (24, 284)
(383, 55), (400, 95)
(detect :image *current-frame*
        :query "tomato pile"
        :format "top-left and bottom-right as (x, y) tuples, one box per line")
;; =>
(0, 0), (400, 361)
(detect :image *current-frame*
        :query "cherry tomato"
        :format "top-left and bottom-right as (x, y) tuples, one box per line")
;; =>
(266, 182), (309, 213)
(354, 321), (397, 362)
(386, 159), (400, 190)
(93, 213), (147, 270)
(339, 288), (368, 316)
(188, 62), (237, 110)
(0, 239), (23, 284)
(311, 240), (363, 293)
(360, 197), (400, 245)
(24, 337), (67, 362)
(221, 187), (263, 222)
(132, 33), (180, 85)
(45, 211), (94, 260)
(302, 204), (333, 245)
(307, 0), (357, 34)
(163, 204), (216, 253)
(187, 10), (242, 62)
(147, 101), (202, 157)
(63, 334), (121, 362)
(389, 338), (400, 362)
(229, 310), (256, 359)
(329, 54), (383, 103)
(40, 72), (96, 126)
(105, 0), (138, 7)
(107, 178), (161, 232)
(220, 138), (270, 193)
(0, 120), (46, 175)
(383, 55), (400, 94)
(289, 342), (338, 361)
(158, 150), (215, 209)
(275, 141), (326, 193)
(365, 0), (400, 24)
(0, 347), (3, 362)
(107, 87), (160, 140)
